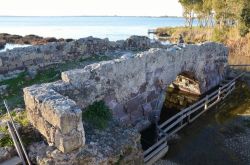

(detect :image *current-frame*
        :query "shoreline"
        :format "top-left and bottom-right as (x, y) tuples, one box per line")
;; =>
(0, 15), (184, 18)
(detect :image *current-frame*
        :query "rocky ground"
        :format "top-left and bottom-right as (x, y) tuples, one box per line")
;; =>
(0, 33), (73, 48)
(27, 120), (143, 165)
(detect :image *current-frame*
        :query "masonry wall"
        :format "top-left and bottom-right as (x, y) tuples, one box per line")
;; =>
(61, 43), (228, 124)
(0, 36), (152, 76)
(23, 42), (228, 153)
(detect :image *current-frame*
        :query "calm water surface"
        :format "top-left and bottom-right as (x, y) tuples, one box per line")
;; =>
(0, 16), (197, 41)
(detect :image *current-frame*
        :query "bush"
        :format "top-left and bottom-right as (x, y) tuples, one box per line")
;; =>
(239, 23), (249, 37)
(82, 101), (112, 129)
(212, 27), (229, 43)
(0, 134), (13, 147)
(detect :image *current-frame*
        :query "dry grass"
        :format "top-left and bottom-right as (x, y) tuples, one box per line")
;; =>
(156, 27), (250, 65)
(227, 33), (250, 65)
(156, 27), (213, 43)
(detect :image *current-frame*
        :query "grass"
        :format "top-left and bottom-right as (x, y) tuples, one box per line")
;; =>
(0, 111), (42, 147)
(0, 135), (13, 147)
(0, 68), (60, 113)
(156, 26), (250, 65)
(156, 26), (213, 43)
(82, 101), (112, 129)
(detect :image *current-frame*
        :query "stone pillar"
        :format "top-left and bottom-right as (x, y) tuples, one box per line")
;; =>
(23, 85), (85, 153)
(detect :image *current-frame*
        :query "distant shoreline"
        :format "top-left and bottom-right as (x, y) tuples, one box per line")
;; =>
(0, 15), (183, 18)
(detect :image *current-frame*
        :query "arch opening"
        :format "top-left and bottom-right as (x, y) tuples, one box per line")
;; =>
(159, 71), (201, 124)
(140, 71), (202, 151)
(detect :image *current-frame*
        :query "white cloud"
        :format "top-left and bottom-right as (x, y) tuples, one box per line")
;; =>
(0, 0), (183, 16)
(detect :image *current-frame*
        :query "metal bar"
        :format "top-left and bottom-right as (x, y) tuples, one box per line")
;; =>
(143, 137), (166, 156)
(143, 73), (242, 165)
(6, 121), (26, 165)
(144, 143), (167, 162)
(162, 115), (186, 132)
(4, 100), (32, 165)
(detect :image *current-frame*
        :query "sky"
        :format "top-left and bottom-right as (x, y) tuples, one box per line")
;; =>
(0, 0), (183, 17)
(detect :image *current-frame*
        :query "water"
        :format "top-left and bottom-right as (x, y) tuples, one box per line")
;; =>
(0, 16), (194, 41)
(0, 43), (30, 52)
(141, 87), (199, 151)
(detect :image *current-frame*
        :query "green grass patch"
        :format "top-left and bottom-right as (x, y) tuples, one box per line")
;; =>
(0, 111), (42, 147)
(0, 134), (13, 147)
(0, 68), (60, 113)
(82, 101), (112, 129)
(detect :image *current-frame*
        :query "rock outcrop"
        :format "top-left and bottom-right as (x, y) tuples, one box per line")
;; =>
(0, 33), (72, 45)
(23, 42), (228, 155)
(28, 122), (143, 165)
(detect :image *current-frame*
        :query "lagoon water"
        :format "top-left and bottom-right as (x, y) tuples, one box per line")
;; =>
(0, 16), (194, 41)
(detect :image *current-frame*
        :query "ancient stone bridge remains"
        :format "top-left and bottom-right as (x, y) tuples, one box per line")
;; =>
(23, 40), (228, 155)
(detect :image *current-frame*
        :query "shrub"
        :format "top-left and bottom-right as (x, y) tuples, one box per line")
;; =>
(82, 101), (112, 129)
(212, 27), (229, 43)
(239, 23), (249, 37)
(0, 134), (13, 147)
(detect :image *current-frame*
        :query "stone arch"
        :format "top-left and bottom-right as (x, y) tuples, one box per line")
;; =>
(158, 70), (202, 124)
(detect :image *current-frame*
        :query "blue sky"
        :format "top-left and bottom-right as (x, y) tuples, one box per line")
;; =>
(0, 0), (183, 16)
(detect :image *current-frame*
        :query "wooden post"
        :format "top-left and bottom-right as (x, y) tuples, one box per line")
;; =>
(188, 115), (191, 123)
(204, 95), (208, 110)
(217, 87), (221, 100)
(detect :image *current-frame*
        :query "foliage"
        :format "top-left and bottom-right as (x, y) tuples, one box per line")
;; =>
(179, 0), (250, 36)
(0, 134), (13, 147)
(0, 110), (42, 147)
(211, 27), (229, 42)
(239, 23), (249, 37)
(82, 101), (112, 129)
(156, 26), (213, 43)
(241, 4), (250, 28)
(0, 68), (60, 113)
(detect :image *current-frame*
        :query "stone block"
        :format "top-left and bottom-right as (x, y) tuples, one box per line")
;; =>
(142, 103), (153, 117)
(130, 107), (144, 124)
(147, 90), (159, 103)
(23, 60), (34, 66)
(111, 103), (127, 120)
(0, 66), (9, 74)
(54, 130), (83, 153)
(40, 96), (82, 134)
(125, 95), (146, 113)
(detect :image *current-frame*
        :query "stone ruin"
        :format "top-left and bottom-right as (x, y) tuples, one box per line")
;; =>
(0, 36), (155, 80)
(23, 40), (228, 160)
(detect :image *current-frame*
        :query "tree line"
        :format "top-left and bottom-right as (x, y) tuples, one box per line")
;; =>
(179, 0), (250, 36)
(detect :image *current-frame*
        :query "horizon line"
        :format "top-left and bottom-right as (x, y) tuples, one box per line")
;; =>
(0, 15), (182, 18)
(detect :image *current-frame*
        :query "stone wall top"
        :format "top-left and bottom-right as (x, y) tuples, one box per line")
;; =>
(0, 36), (156, 75)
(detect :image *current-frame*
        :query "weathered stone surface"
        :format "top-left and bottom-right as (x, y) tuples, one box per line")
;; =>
(0, 147), (16, 163)
(24, 41), (228, 155)
(28, 122), (143, 165)
(0, 36), (158, 76)
(23, 83), (85, 153)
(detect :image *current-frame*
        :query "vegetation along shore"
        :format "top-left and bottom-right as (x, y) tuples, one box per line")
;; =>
(156, 0), (250, 65)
